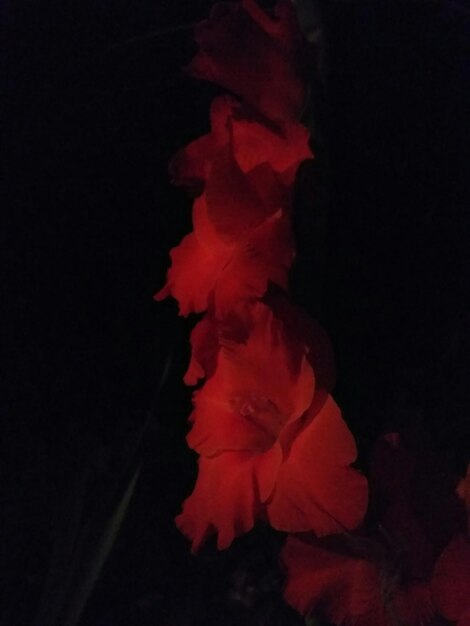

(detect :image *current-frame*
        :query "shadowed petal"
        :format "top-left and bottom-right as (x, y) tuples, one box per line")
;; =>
(432, 534), (470, 622)
(282, 536), (383, 622)
(187, 0), (306, 122)
(187, 302), (314, 456)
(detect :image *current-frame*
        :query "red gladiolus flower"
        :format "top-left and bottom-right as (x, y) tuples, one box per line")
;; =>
(432, 534), (470, 626)
(155, 206), (294, 316)
(156, 95), (312, 316)
(281, 535), (435, 626)
(175, 303), (367, 550)
(170, 95), (312, 194)
(184, 295), (336, 389)
(186, 0), (306, 123)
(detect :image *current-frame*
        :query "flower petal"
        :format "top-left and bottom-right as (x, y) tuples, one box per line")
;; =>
(184, 315), (220, 385)
(214, 210), (295, 315)
(432, 534), (470, 622)
(202, 145), (280, 244)
(266, 293), (337, 391)
(187, 0), (306, 122)
(281, 536), (383, 622)
(267, 392), (368, 534)
(175, 451), (261, 551)
(187, 302), (314, 456)
(154, 232), (229, 315)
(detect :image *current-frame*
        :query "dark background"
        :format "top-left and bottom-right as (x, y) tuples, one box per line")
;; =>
(3, 1), (469, 624)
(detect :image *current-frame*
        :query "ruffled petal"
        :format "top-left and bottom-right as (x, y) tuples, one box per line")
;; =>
(170, 94), (312, 192)
(231, 108), (312, 184)
(175, 451), (261, 551)
(154, 232), (229, 315)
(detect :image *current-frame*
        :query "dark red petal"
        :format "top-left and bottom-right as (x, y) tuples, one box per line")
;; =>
(370, 432), (415, 501)
(255, 442), (283, 503)
(187, 1), (305, 122)
(281, 536), (383, 622)
(393, 583), (434, 626)
(267, 393), (368, 534)
(203, 144), (280, 243)
(168, 96), (231, 191)
(184, 315), (220, 385)
(170, 95), (311, 193)
(458, 607), (470, 626)
(169, 133), (215, 192)
(187, 378), (277, 454)
(266, 294), (337, 391)
(432, 534), (470, 621)
(231, 110), (312, 182)
(192, 194), (234, 255)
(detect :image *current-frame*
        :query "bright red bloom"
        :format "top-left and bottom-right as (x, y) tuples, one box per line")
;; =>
(186, 0), (306, 123)
(175, 303), (367, 550)
(432, 534), (470, 626)
(281, 535), (435, 626)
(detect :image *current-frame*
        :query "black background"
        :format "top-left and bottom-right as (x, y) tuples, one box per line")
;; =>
(3, 1), (469, 624)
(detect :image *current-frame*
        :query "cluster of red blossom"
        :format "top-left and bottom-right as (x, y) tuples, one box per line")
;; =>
(156, 2), (470, 624)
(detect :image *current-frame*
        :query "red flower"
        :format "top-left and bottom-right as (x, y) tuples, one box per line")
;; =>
(186, 0), (306, 123)
(370, 431), (465, 580)
(155, 206), (294, 316)
(175, 303), (367, 550)
(156, 97), (311, 316)
(432, 534), (470, 626)
(170, 95), (312, 193)
(184, 295), (336, 390)
(281, 535), (435, 626)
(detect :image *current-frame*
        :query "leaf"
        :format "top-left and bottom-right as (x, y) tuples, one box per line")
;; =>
(62, 463), (142, 626)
